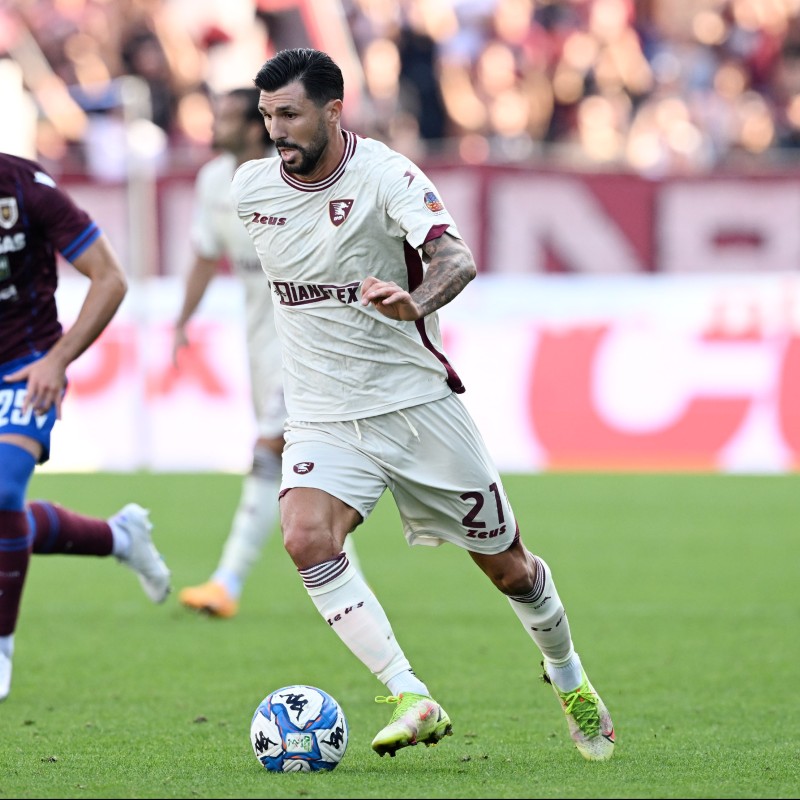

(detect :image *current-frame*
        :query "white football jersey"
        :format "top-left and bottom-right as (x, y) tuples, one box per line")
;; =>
(191, 152), (283, 428)
(230, 131), (467, 422)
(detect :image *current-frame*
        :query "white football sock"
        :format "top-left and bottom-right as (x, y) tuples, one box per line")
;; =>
(0, 634), (14, 659)
(109, 519), (131, 559)
(508, 555), (583, 691)
(386, 670), (430, 697)
(545, 651), (584, 693)
(213, 470), (280, 598)
(301, 554), (425, 691)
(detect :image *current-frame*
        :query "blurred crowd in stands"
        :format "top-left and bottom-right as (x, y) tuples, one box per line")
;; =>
(4, 0), (800, 179)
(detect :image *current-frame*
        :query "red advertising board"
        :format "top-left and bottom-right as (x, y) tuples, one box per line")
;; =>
(61, 164), (800, 277)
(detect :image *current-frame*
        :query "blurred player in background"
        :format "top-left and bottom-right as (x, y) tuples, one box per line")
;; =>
(0, 152), (172, 701)
(231, 48), (615, 761)
(174, 88), (362, 619)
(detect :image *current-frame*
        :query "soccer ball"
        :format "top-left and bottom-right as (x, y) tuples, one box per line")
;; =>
(250, 685), (349, 773)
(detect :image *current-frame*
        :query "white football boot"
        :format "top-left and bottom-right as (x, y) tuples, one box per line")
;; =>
(542, 661), (615, 760)
(110, 504), (171, 603)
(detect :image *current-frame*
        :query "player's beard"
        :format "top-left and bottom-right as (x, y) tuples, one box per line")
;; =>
(276, 118), (328, 176)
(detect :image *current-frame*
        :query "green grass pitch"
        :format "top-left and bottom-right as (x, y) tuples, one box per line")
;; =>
(1, 472), (798, 799)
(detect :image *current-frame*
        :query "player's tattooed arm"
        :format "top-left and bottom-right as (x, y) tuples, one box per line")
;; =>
(414, 233), (477, 317)
(360, 233), (477, 321)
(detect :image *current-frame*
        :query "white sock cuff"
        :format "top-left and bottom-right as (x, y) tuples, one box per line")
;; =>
(385, 668), (429, 697)
(300, 554), (357, 597)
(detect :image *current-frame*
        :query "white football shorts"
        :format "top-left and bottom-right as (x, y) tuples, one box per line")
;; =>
(281, 392), (518, 555)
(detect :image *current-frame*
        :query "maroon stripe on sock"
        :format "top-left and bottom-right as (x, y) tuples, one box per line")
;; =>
(299, 553), (350, 589)
(0, 509), (32, 636)
(28, 502), (113, 556)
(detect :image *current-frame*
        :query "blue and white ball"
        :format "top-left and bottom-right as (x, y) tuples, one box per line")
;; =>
(250, 685), (349, 772)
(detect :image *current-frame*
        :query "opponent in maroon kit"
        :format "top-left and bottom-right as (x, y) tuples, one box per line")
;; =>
(0, 152), (171, 701)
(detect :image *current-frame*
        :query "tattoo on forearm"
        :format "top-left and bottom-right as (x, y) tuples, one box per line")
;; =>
(415, 237), (476, 317)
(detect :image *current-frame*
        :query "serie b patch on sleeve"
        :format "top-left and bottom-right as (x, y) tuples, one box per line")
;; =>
(423, 189), (445, 213)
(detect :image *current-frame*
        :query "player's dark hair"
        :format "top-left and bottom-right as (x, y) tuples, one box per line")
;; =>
(253, 48), (343, 107)
(227, 87), (271, 147)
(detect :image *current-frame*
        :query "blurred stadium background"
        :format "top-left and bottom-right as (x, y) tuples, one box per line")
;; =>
(2, 0), (800, 474)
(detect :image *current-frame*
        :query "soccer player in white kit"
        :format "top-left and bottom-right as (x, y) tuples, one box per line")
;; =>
(231, 49), (615, 761)
(174, 88), (362, 618)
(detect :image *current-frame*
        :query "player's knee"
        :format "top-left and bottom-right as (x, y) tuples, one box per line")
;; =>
(282, 524), (311, 561)
(280, 488), (357, 567)
(282, 524), (338, 569)
(281, 505), (345, 567)
(0, 444), (36, 510)
(0, 477), (26, 511)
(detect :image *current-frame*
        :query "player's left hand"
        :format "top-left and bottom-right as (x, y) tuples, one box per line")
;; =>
(360, 276), (422, 321)
(3, 356), (66, 419)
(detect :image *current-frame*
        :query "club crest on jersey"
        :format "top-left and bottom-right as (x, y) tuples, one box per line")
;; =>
(423, 190), (444, 213)
(293, 461), (315, 474)
(329, 199), (354, 226)
(0, 198), (18, 229)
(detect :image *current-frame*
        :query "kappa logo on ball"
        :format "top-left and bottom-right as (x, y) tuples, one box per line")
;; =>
(293, 462), (315, 474)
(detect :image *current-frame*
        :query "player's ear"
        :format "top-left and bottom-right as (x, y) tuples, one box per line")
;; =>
(326, 98), (343, 125)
